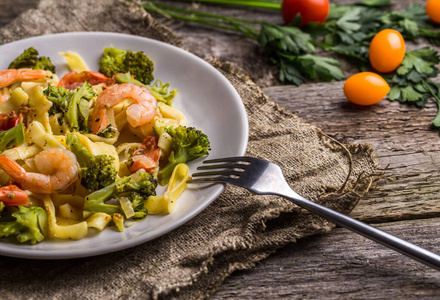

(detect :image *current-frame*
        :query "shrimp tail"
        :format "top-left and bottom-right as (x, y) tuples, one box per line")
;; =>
(0, 154), (26, 179)
(0, 69), (47, 89)
(0, 154), (51, 194)
(91, 105), (109, 134)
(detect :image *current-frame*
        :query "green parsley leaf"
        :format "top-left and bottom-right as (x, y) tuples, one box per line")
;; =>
(297, 54), (345, 82)
(420, 28), (440, 47)
(387, 48), (440, 107)
(336, 7), (363, 33)
(258, 24), (315, 55)
(388, 85), (427, 106)
(277, 57), (307, 86)
(397, 48), (439, 78)
(424, 82), (440, 127)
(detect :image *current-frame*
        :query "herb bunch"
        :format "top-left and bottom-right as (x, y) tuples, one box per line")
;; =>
(140, 0), (440, 126)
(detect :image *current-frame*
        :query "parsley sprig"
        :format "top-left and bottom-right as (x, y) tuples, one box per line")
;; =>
(140, 0), (440, 126)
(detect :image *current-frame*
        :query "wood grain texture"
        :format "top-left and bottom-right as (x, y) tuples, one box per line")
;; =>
(262, 81), (440, 223)
(2, 0), (440, 298)
(212, 218), (440, 299)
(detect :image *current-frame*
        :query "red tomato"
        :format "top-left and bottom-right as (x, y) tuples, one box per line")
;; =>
(0, 112), (23, 132)
(58, 71), (113, 90)
(0, 185), (29, 206)
(129, 136), (161, 174)
(426, 0), (440, 24)
(344, 72), (390, 106)
(281, 0), (330, 26)
(369, 29), (406, 73)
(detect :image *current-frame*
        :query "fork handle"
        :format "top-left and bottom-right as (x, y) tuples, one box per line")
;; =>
(281, 191), (440, 271)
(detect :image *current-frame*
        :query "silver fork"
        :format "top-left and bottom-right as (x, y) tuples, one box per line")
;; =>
(189, 156), (440, 271)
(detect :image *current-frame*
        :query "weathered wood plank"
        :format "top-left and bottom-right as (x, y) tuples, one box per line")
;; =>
(262, 81), (440, 223)
(212, 218), (440, 299)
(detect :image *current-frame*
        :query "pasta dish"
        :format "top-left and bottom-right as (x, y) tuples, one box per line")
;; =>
(0, 47), (210, 244)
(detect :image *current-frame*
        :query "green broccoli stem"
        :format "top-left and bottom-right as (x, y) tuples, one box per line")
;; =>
(67, 83), (89, 131)
(141, 1), (261, 39)
(84, 177), (131, 215)
(0, 122), (25, 153)
(169, 0), (281, 9)
(66, 134), (93, 166)
(157, 149), (188, 186)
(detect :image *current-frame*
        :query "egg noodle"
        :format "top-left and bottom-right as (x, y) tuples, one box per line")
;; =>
(0, 49), (202, 243)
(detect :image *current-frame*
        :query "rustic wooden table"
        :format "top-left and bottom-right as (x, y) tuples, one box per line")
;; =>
(2, 0), (440, 298)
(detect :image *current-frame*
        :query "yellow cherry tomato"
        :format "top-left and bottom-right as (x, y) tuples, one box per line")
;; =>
(344, 72), (390, 106)
(369, 29), (405, 73)
(426, 0), (440, 24)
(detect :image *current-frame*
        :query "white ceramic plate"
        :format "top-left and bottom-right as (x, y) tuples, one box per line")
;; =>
(0, 32), (248, 259)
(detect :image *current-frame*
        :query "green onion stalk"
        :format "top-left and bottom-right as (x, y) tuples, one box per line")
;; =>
(141, 1), (265, 40)
(166, 0), (281, 9)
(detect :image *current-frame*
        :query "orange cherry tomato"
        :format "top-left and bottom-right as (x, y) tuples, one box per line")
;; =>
(344, 72), (390, 106)
(426, 0), (440, 24)
(281, 0), (330, 27)
(369, 29), (405, 73)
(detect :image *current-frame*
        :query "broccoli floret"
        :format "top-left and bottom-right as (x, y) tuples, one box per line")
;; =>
(44, 85), (74, 115)
(0, 206), (47, 244)
(0, 122), (25, 153)
(115, 73), (177, 106)
(129, 192), (149, 219)
(98, 47), (154, 84)
(84, 170), (157, 218)
(157, 126), (210, 186)
(96, 124), (118, 139)
(8, 47), (55, 73)
(115, 170), (158, 196)
(66, 133), (117, 191)
(43, 82), (94, 132)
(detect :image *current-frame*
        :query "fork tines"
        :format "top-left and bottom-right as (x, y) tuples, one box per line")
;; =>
(188, 156), (251, 183)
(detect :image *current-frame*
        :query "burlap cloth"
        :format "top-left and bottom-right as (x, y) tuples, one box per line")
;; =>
(0, 0), (379, 299)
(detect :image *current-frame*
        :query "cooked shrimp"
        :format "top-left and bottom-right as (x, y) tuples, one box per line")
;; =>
(130, 136), (161, 174)
(91, 83), (157, 134)
(0, 69), (47, 89)
(0, 148), (78, 194)
(0, 88), (10, 104)
(0, 185), (29, 206)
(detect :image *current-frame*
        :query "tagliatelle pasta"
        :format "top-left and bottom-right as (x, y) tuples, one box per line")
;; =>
(0, 47), (209, 245)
